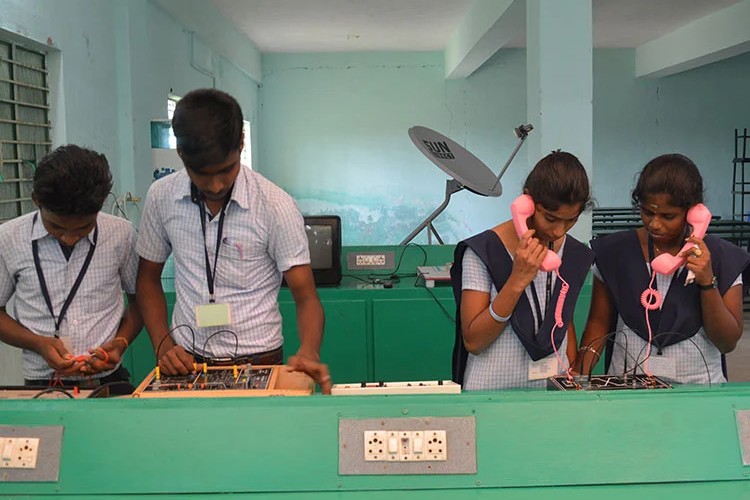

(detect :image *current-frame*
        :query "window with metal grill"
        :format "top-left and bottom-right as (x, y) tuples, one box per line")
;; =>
(0, 39), (50, 223)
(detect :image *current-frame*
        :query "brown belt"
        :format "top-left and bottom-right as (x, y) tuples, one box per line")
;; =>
(189, 346), (283, 366)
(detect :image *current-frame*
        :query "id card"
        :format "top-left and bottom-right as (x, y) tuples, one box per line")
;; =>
(644, 354), (676, 381)
(528, 357), (559, 380)
(195, 303), (232, 328)
(59, 335), (75, 355)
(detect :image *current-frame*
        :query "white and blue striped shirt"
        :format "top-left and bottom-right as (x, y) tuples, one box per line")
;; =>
(461, 242), (569, 391)
(136, 166), (310, 358)
(0, 212), (137, 380)
(593, 264), (740, 384)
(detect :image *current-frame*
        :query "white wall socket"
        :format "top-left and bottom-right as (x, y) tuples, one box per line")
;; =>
(364, 429), (446, 462)
(425, 430), (447, 461)
(0, 437), (40, 469)
(364, 430), (387, 461)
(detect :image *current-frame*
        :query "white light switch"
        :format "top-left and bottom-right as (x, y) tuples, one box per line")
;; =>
(388, 435), (398, 454)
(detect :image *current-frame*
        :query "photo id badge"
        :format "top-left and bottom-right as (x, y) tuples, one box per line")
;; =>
(195, 303), (232, 328)
(528, 357), (559, 381)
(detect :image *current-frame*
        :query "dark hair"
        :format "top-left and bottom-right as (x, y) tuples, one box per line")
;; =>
(32, 145), (112, 216)
(523, 150), (592, 211)
(172, 88), (243, 171)
(631, 154), (704, 209)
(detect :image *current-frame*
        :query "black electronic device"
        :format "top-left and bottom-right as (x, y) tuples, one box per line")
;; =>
(303, 215), (342, 286)
(547, 374), (672, 391)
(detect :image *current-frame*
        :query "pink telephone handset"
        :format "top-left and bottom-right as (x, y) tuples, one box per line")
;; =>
(650, 203), (711, 275)
(510, 194), (561, 272)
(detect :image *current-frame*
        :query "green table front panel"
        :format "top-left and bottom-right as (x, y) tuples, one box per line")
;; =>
(279, 299), (369, 383)
(3, 385), (750, 496)
(372, 297), (455, 381)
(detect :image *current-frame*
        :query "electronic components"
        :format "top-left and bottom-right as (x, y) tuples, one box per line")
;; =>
(547, 374), (672, 391)
(145, 367), (272, 392)
(131, 365), (314, 398)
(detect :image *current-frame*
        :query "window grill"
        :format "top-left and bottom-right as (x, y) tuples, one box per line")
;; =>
(0, 40), (50, 223)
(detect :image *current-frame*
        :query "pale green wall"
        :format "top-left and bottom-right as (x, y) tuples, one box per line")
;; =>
(259, 50), (528, 245)
(0, 0), (259, 206)
(0, 0), (260, 384)
(594, 49), (750, 214)
(260, 48), (750, 244)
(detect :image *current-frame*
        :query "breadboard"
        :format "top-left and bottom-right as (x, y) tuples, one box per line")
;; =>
(132, 365), (313, 398)
(547, 374), (672, 391)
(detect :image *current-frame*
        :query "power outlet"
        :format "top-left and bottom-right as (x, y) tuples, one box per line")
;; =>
(347, 251), (395, 271)
(0, 437), (40, 469)
(363, 431), (386, 461)
(364, 429), (446, 462)
(424, 430), (447, 461)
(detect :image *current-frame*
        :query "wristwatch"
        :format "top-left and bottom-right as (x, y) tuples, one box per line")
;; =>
(697, 276), (718, 291)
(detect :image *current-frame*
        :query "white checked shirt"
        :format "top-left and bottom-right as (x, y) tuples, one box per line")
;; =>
(593, 264), (740, 384)
(136, 166), (310, 358)
(0, 212), (137, 380)
(461, 242), (569, 391)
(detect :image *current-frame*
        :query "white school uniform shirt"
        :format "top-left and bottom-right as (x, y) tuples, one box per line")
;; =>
(461, 239), (569, 391)
(0, 211), (137, 380)
(136, 166), (310, 358)
(593, 264), (740, 384)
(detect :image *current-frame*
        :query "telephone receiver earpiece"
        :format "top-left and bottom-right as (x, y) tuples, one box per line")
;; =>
(650, 203), (712, 275)
(510, 194), (562, 272)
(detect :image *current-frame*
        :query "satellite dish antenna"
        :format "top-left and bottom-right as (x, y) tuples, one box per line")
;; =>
(400, 123), (533, 245)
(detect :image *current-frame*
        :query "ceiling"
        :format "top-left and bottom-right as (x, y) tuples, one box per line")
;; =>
(212, 0), (743, 53)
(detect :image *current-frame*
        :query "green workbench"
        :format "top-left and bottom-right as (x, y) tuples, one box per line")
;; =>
(1, 384), (750, 497)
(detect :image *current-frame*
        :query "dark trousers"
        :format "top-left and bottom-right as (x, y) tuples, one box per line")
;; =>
(25, 365), (135, 396)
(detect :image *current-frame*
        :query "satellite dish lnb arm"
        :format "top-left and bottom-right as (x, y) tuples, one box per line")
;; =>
(490, 123), (534, 192)
(399, 179), (463, 246)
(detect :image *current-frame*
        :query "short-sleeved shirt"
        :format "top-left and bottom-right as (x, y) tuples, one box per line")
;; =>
(461, 242), (570, 390)
(136, 166), (310, 357)
(0, 211), (138, 380)
(592, 263), (741, 384)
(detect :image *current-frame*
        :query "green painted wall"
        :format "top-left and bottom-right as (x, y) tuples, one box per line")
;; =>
(260, 49), (750, 245)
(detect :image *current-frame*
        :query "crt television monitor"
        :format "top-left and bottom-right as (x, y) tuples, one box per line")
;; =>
(303, 215), (342, 286)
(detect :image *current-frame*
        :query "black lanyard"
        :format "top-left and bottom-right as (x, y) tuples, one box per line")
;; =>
(529, 242), (554, 332)
(193, 184), (232, 303)
(31, 214), (98, 338)
(529, 272), (552, 332)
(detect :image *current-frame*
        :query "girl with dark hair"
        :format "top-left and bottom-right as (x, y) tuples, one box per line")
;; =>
(451, 151), (594, 390)
(576, 154), (750, 384)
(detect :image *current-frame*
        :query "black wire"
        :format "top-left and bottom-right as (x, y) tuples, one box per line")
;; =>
(423, 284), (455, 323)
(367, 243), (429, 279)
(155, 324), (197, 361)
(31, 387), (74, 399)
(344, 244), (431, 287)
(202, 329), (240, 360)
(583, 331), (640, 382)
(86, 381), (135, 398)
(108, 192), (129, 220)
(342, 273), (379, 284)
(630, 331), (711, 387)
